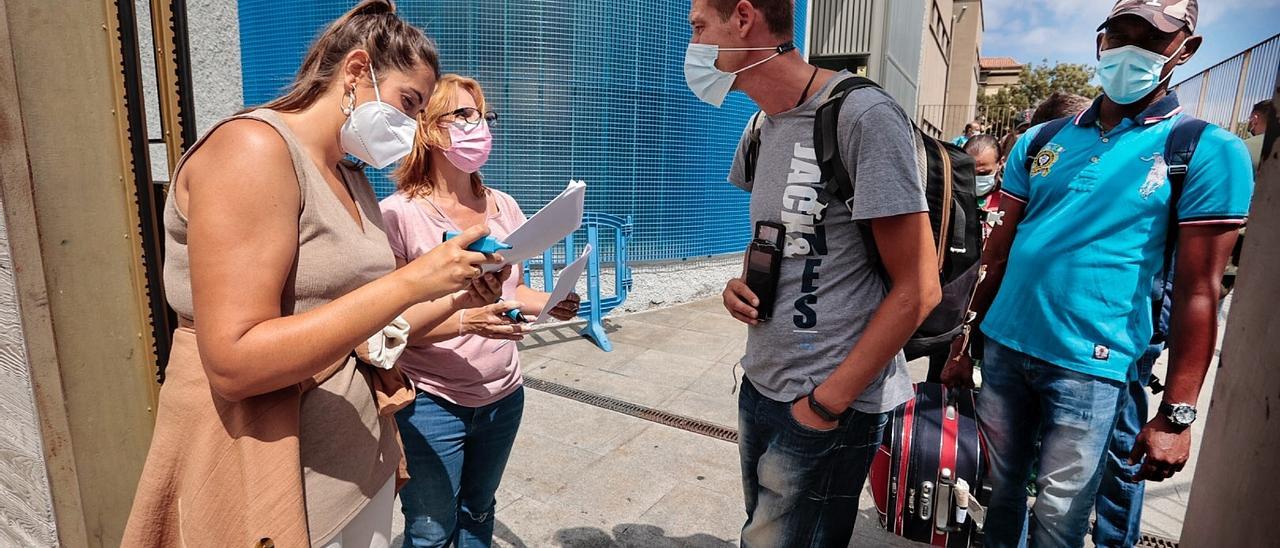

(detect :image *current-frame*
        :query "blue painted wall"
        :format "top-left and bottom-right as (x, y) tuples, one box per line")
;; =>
(239, 0), (808, 261)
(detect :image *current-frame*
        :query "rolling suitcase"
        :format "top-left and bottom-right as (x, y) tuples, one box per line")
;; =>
(870, 382), (988, 547)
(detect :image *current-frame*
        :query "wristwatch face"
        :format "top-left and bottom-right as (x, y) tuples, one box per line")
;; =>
(1169, 403), (1197, 426)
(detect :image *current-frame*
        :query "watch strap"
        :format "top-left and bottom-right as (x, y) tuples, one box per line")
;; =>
(807, 390), (841, 422)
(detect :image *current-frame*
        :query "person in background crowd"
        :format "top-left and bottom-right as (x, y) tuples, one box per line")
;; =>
(1245, 99), (1272, 171)
(380, 74), (581, 548)
(1031, 91), (1094, 127)
(926, 133), (1001, 383)
(945, 1), (1254, 546)
(953, 119), (983, 146)
(996, 109), (1037, 182)
(966, 134), (1002, 212)
(123, 2), (505, 546)
(690, 0), (940, 545)
(1013, 108), (1036, 135)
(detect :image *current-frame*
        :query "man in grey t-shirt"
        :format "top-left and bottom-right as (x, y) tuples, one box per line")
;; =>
(685, 2), (940, 546)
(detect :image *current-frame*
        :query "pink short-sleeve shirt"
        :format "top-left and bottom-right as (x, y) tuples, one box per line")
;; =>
(379, 189), (527, 407)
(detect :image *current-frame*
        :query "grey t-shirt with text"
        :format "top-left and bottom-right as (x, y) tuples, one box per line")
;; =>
(728, 72), (926, 413)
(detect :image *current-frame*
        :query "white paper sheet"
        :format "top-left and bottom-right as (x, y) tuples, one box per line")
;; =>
(484, 180), (586, 273)
(532, 244), (591, 324)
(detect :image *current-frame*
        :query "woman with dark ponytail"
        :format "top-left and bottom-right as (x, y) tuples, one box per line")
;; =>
(123, 2), (506, 546)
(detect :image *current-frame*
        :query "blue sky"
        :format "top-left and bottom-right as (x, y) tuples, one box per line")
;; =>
(981, 0), (1280, 85)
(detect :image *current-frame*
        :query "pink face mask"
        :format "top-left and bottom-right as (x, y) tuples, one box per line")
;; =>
(443, 121), (493, 173)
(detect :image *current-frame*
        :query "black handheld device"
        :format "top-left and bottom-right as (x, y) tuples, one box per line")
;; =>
(744, 221), (785, 322)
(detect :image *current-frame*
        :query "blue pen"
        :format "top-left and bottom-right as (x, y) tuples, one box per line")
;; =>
(442, 231), (524, 323)
(443, 230), (513, 254)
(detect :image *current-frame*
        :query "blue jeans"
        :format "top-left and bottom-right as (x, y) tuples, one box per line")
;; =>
(395, 387), (524, 548)
(978, 340), (1124, 548)
(737, 376), (888, 548)
(1093, 343), (1162, 547)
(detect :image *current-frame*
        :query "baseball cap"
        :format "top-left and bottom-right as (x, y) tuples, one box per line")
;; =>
(1098, 0), (1198, 34)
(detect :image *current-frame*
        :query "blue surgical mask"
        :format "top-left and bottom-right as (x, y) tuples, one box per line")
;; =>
(1096, 40), (1185, 105)
(975, 174), (997, 196)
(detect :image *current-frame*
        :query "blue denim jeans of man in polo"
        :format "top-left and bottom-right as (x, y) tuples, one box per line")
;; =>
(978, 340), (1125, 548)
(1093, 342), (1163, 547)
(737, 376), (889, 548)
(395, 387), (524, 548)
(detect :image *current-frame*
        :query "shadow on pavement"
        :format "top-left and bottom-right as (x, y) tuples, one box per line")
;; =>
(552, 523), (734, 548)
(494, 519), (527, 547)
(519, 320), (621, 351)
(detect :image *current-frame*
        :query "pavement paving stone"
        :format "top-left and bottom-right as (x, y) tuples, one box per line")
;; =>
(525, 357), (682, 408)
(502, 429), (606, 502)
(603, 321), (735, 363)
(677, 311), (751, 340)
(603, 347), (718, 390)
(541, 431), (687, 528)
(626, 306), (699, 329)
(517, 379), (651, 455)
(521, 331), (650, 371)
(633, 482), (742, 545)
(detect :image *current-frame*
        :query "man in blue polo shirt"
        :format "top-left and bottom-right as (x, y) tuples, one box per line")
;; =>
(944, 1), (1253, 546)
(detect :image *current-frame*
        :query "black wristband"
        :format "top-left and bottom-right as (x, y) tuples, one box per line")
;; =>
(807, 390), (841, 422)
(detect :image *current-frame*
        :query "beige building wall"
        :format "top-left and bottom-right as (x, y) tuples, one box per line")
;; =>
(944, 0), (983, 137)
(980, 67), (1023, 96)
(917, 0), (955, 136)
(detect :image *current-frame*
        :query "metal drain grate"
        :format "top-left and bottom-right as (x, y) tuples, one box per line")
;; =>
(1136, 531), (1181, 547)
(523, 376), (739, 443)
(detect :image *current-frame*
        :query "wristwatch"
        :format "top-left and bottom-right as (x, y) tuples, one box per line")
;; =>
(1159, 401), (1198, 428)
(807, 390), (841, 423)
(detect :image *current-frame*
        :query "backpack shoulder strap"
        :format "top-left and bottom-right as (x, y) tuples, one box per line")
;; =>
(743, 110), (767, 186)
(814, 75), (881, 208)
(1163, 115), (1209, 190)
(1023, 116), (1073, 173)
(1151, 114), (1210, 340)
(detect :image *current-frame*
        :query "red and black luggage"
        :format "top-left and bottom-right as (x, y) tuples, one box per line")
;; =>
(870, 382), (988, 547)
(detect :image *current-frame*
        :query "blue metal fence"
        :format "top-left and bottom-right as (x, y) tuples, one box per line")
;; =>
(239, 0), (808, 262)
(524, 212), (632, 351)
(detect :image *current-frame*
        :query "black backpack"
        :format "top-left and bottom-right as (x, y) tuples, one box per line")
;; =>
(744, 75), (983, 361)
(1024, 113), (1210, 342)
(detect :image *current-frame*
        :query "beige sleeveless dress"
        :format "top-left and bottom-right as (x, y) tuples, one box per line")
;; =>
(129, 108), (402, 546)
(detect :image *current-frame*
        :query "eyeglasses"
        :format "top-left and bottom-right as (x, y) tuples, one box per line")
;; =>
(441, 107), (498, 128)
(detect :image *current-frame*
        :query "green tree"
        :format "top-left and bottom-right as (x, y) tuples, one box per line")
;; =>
(979, 60), (1102, 135)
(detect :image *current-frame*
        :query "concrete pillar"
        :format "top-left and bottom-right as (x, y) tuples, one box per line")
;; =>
(1181, 84), (1280, 545)
(1, 0), (164, 545)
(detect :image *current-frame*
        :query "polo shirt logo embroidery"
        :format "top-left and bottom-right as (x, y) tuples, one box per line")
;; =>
(1094, 344), (1110, 361)
(1031, 144), (1063, 178)
(1139, 153), (1168, 199)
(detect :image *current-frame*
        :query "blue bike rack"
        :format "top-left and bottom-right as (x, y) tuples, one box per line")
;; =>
(523, 212), (632, 351)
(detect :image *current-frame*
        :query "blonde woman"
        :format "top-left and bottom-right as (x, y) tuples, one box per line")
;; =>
(379, 75), (579, 547)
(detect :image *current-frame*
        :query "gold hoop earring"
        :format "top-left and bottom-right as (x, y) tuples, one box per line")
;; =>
(340, 87), (356, 115)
